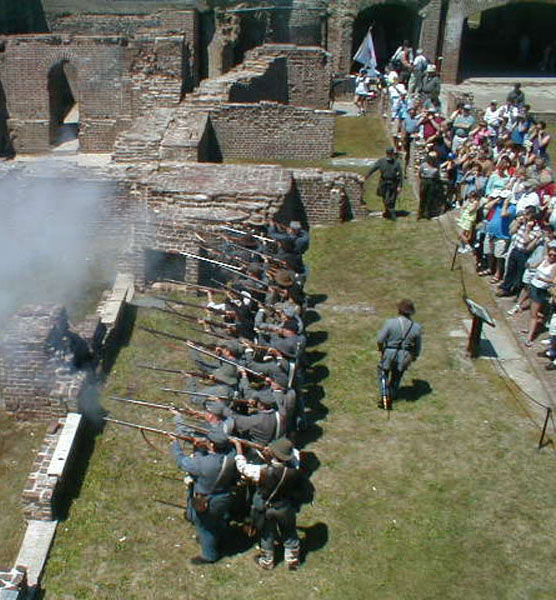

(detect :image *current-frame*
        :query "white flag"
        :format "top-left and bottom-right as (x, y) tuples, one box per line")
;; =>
(353, 29), (377, 73)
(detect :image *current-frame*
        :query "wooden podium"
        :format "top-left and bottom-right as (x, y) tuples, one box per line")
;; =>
(465, 298), (496, 358)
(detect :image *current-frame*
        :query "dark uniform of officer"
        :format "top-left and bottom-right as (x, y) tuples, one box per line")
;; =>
(365, 147), (403, 220)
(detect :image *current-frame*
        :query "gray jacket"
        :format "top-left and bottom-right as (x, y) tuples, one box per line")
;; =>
(377, 316), (422, 371)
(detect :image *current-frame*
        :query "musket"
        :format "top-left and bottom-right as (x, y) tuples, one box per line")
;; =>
(160, 388), (230, 402)
(160, 279), (226, 295)
(220, 226), (275, 244)
(103, 416), (210, 446)
(184, 341), (263, 379)
(216, 235), (288, 268)
(170, 250), (266, 287)
(104, 413), (267, 453)
(109, 395), (207, 418)
(135, 363), (225, 380)
(152, 295), (230, 317)
(161, 387), (251, 405)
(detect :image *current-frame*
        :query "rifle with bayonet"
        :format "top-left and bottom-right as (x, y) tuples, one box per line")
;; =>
(168, 250), (267, 287)
(151, 295), (232, 318)
(220, 226), (275, 245)
(214, 234), (289, 268)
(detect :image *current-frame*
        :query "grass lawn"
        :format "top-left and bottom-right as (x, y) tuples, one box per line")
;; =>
(37, 114), (556, 598)
(0, 415), (45, 566)
(41, 207), (556, 599)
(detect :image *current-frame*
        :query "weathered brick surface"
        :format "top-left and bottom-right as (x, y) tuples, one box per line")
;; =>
(0, 31), (189, 154)
(291, 168), (366, 225)
(0, 305), (91, 421)
(208, 102), (335, 162)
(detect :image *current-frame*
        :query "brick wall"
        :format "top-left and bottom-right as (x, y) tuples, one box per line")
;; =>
(117, 162), (293, 286)
(208, 102), (335, 161)
(290, 168), (366, 225)
(244, 44), (332, 109)
(47, 9), (200, 87)
(0, 31), (191, 154)
(0, 306), (91, 420)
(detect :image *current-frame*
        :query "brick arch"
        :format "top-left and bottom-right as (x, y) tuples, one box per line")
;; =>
(442, 0), (556, 83)
(460, 0), (556, 21)
(329, 0), (441, 74)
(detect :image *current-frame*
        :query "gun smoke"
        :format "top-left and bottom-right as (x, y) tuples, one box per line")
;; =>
(0, 161), (123, 323)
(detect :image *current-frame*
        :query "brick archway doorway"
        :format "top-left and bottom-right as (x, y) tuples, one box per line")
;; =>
(352, 3), (422, 71)
(47, 61), (79, 150)
(460, 2), (556, 78)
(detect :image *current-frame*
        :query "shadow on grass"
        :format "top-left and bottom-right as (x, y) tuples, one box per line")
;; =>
(306, 331), (328, 348)
(304, 309), (321, 326)
(305, 350), (327, 366)
(298, 522), (329, 564)
(306, 364), (329, 384)
(308, 294), (327, 307)
(53, 420), (99, 521)
(101, 304), (137, 375)
(396, 378), (433, 404)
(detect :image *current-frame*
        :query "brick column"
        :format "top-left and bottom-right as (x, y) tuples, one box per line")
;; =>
(418, 0), (442, 61)
(441, 3), (466, 84)
(328, 11), (355, 75)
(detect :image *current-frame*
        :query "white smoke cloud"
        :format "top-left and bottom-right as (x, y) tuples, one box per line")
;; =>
(0, 160), (124, 322)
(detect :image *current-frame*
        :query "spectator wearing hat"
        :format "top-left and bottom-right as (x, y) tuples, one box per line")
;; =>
(377, 299), (422, 405)
(233, 437), (304, 570)
(516, 180), (540, 214)
(421, 63), (441, 108)
(365, 147), (403, 220)
(170, 429), (238, 565)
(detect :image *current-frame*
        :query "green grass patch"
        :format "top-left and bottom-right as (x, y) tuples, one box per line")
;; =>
(0, 415), (45, 566)
(40, 216), (556, 600)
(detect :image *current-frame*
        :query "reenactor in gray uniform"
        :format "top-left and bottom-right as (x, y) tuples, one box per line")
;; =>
(377, 299), (422, 407)
(170, 430), (238, 564)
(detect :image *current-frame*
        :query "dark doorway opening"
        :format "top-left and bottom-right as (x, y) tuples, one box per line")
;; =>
(144, 250), (187, 284)
(352, 3), (421, 71)
(460, 2), (556, 78)
(48, 61), (79, 149)
(0, 80), (14, 158)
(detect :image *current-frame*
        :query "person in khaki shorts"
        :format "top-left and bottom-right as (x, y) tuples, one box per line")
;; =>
(482, 189), (516, 283)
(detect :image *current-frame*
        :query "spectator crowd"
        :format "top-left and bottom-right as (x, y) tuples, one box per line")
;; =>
(355, 44), (556, 366)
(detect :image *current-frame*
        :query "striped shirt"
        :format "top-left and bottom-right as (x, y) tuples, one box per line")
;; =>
(514, 222), (541, 252)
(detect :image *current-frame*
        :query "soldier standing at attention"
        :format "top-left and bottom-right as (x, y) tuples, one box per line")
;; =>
(377, 299), (422, 407)
(365, 147), (403, 220)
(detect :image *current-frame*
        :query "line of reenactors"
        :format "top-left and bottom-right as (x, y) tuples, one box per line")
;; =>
(106, 215), (314, 570)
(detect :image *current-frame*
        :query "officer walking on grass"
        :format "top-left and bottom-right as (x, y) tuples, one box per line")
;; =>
(377, 299), (422, 408)
(365, 147), (403, 220)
